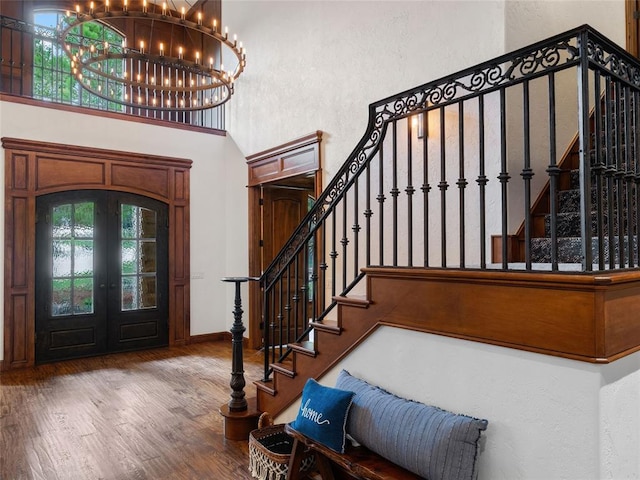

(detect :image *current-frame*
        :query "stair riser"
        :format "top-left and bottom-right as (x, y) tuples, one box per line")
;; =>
(531, 236), (640, 263)
(544, 212), (635, 238)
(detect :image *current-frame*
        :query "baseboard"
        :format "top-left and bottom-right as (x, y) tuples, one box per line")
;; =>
(189, 332), (251, 348)
(189, 332), (230, 343)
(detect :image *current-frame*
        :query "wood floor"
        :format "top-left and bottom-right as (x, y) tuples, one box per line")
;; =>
(0, 341), (265, 480)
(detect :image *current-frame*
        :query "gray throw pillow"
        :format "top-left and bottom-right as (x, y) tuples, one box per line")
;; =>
(335, 369), (488, 480)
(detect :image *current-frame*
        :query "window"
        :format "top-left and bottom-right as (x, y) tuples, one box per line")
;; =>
(33, 10), (125, 111)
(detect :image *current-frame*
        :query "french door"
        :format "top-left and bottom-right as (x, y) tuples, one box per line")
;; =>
(35, 190), (169, 363)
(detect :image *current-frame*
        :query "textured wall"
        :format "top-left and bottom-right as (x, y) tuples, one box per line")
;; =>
(279, 326), (640, 479)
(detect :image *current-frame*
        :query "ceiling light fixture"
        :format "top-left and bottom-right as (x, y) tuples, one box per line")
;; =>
(59, 0), (246, 112)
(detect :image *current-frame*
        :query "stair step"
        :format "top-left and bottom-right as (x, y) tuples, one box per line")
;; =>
(557, 188), (613, 214)
(543, 211), (632, 238)
(531, 235), (640, 263)
(310, 318), (342, 334)
(333, 294), (371, 308)
(271, 359), (296, 378)
(254, 379), (276, 396)
(290, 341), (317, 357)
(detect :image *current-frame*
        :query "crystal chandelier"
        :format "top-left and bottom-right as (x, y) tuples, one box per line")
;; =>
(59, 0), (246, 111)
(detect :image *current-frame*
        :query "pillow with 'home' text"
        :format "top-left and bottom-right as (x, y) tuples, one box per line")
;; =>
(289, 378), (355, 453)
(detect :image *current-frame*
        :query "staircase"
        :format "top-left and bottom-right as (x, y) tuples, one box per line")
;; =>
(519, 92), (640, 267)
(253, 25), (640, 417)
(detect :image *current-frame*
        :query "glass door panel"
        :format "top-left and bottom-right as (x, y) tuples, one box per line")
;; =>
(35, 190), (168, 363)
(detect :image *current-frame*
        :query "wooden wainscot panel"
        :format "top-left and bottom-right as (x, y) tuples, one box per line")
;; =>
(10, 197), (29, 288)
(172, 206), (186, 280)
(601, 274), (640, 359)
(247, 131), (322, 186)
(36, 156), (106, 190)
(111, 164), (169, 199)
(10, 152), (29, 191)
(249, 157), (280, 185)
(174, 170), (187, 201)
(280, 146), (317, 177)
(361, 268), (613, 362)
(9, 294), (29, 366)
(172, 284), (186, 344)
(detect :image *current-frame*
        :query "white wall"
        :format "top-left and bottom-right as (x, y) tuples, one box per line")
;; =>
(278, 326), (640, 480)
(0, 100), (249, 360)
(505, 0), (625, 51)
(225, 0), (506, 170)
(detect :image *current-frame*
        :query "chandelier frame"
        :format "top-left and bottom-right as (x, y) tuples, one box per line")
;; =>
(59, 3), (246, 112)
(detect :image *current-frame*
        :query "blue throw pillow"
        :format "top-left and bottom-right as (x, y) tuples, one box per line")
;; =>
(290, 378), (355, 453)
(336, 370), (488, 480)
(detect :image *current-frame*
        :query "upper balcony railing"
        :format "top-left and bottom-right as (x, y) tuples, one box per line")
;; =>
(0, 14), (225, 130)
(259, 25), (640, 381)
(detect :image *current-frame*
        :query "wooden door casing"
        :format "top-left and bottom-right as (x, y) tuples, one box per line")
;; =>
(3, 138), (191, 370)
(246, 131), (323, 350)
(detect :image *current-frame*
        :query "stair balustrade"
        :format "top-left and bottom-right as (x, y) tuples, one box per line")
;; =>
(256, 25), (640, 384)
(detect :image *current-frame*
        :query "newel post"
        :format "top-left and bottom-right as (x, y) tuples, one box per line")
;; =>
(219, 277), (261, 440)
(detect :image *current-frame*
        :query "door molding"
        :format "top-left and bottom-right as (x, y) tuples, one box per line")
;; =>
(246, 131), (322, 349)
(628, 0), (640, 57)
(2, 137), (191, 369)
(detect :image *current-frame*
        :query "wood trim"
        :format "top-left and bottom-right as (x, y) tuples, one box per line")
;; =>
(360, 267), (640, 363)
(247, 187), (263, 349)
(247, 131), (322, 187)
(490, 234), (520, 264)
(2, 138), (192, 369)
(627, 0), (639, 58)
(0, 94), (226, 137)
(190, 332), (229, 343)
(190, 331), (250, 348)
(258, 267), (640, 415)
(247, 132), (323, 349)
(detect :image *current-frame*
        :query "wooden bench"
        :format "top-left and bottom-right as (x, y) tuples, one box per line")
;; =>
(284, 424), (423, 480)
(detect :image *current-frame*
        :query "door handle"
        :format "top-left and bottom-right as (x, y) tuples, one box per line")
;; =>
(99, 284), (106, 289)
(109, 283), (116, 289)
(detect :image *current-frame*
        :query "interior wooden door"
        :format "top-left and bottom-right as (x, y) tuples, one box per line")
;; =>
(262, 185), (314, 346)
(35, 190), (168, 363)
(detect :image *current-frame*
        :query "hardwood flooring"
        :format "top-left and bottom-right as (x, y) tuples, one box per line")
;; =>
(0, 341), (265, 480)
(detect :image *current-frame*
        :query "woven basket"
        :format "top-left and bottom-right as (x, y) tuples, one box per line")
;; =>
(248, 423), (315, 480)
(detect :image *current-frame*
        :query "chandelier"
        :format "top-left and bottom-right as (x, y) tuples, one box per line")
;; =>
(58, 0), (246, 112)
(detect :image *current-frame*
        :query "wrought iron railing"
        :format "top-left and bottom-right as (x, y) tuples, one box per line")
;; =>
(259, 25), (640, 381)
(0, 15), (225, 129)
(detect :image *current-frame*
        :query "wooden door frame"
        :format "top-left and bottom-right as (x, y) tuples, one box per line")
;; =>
(2, 137), (191, 370)
(246, 131), (322, 350)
